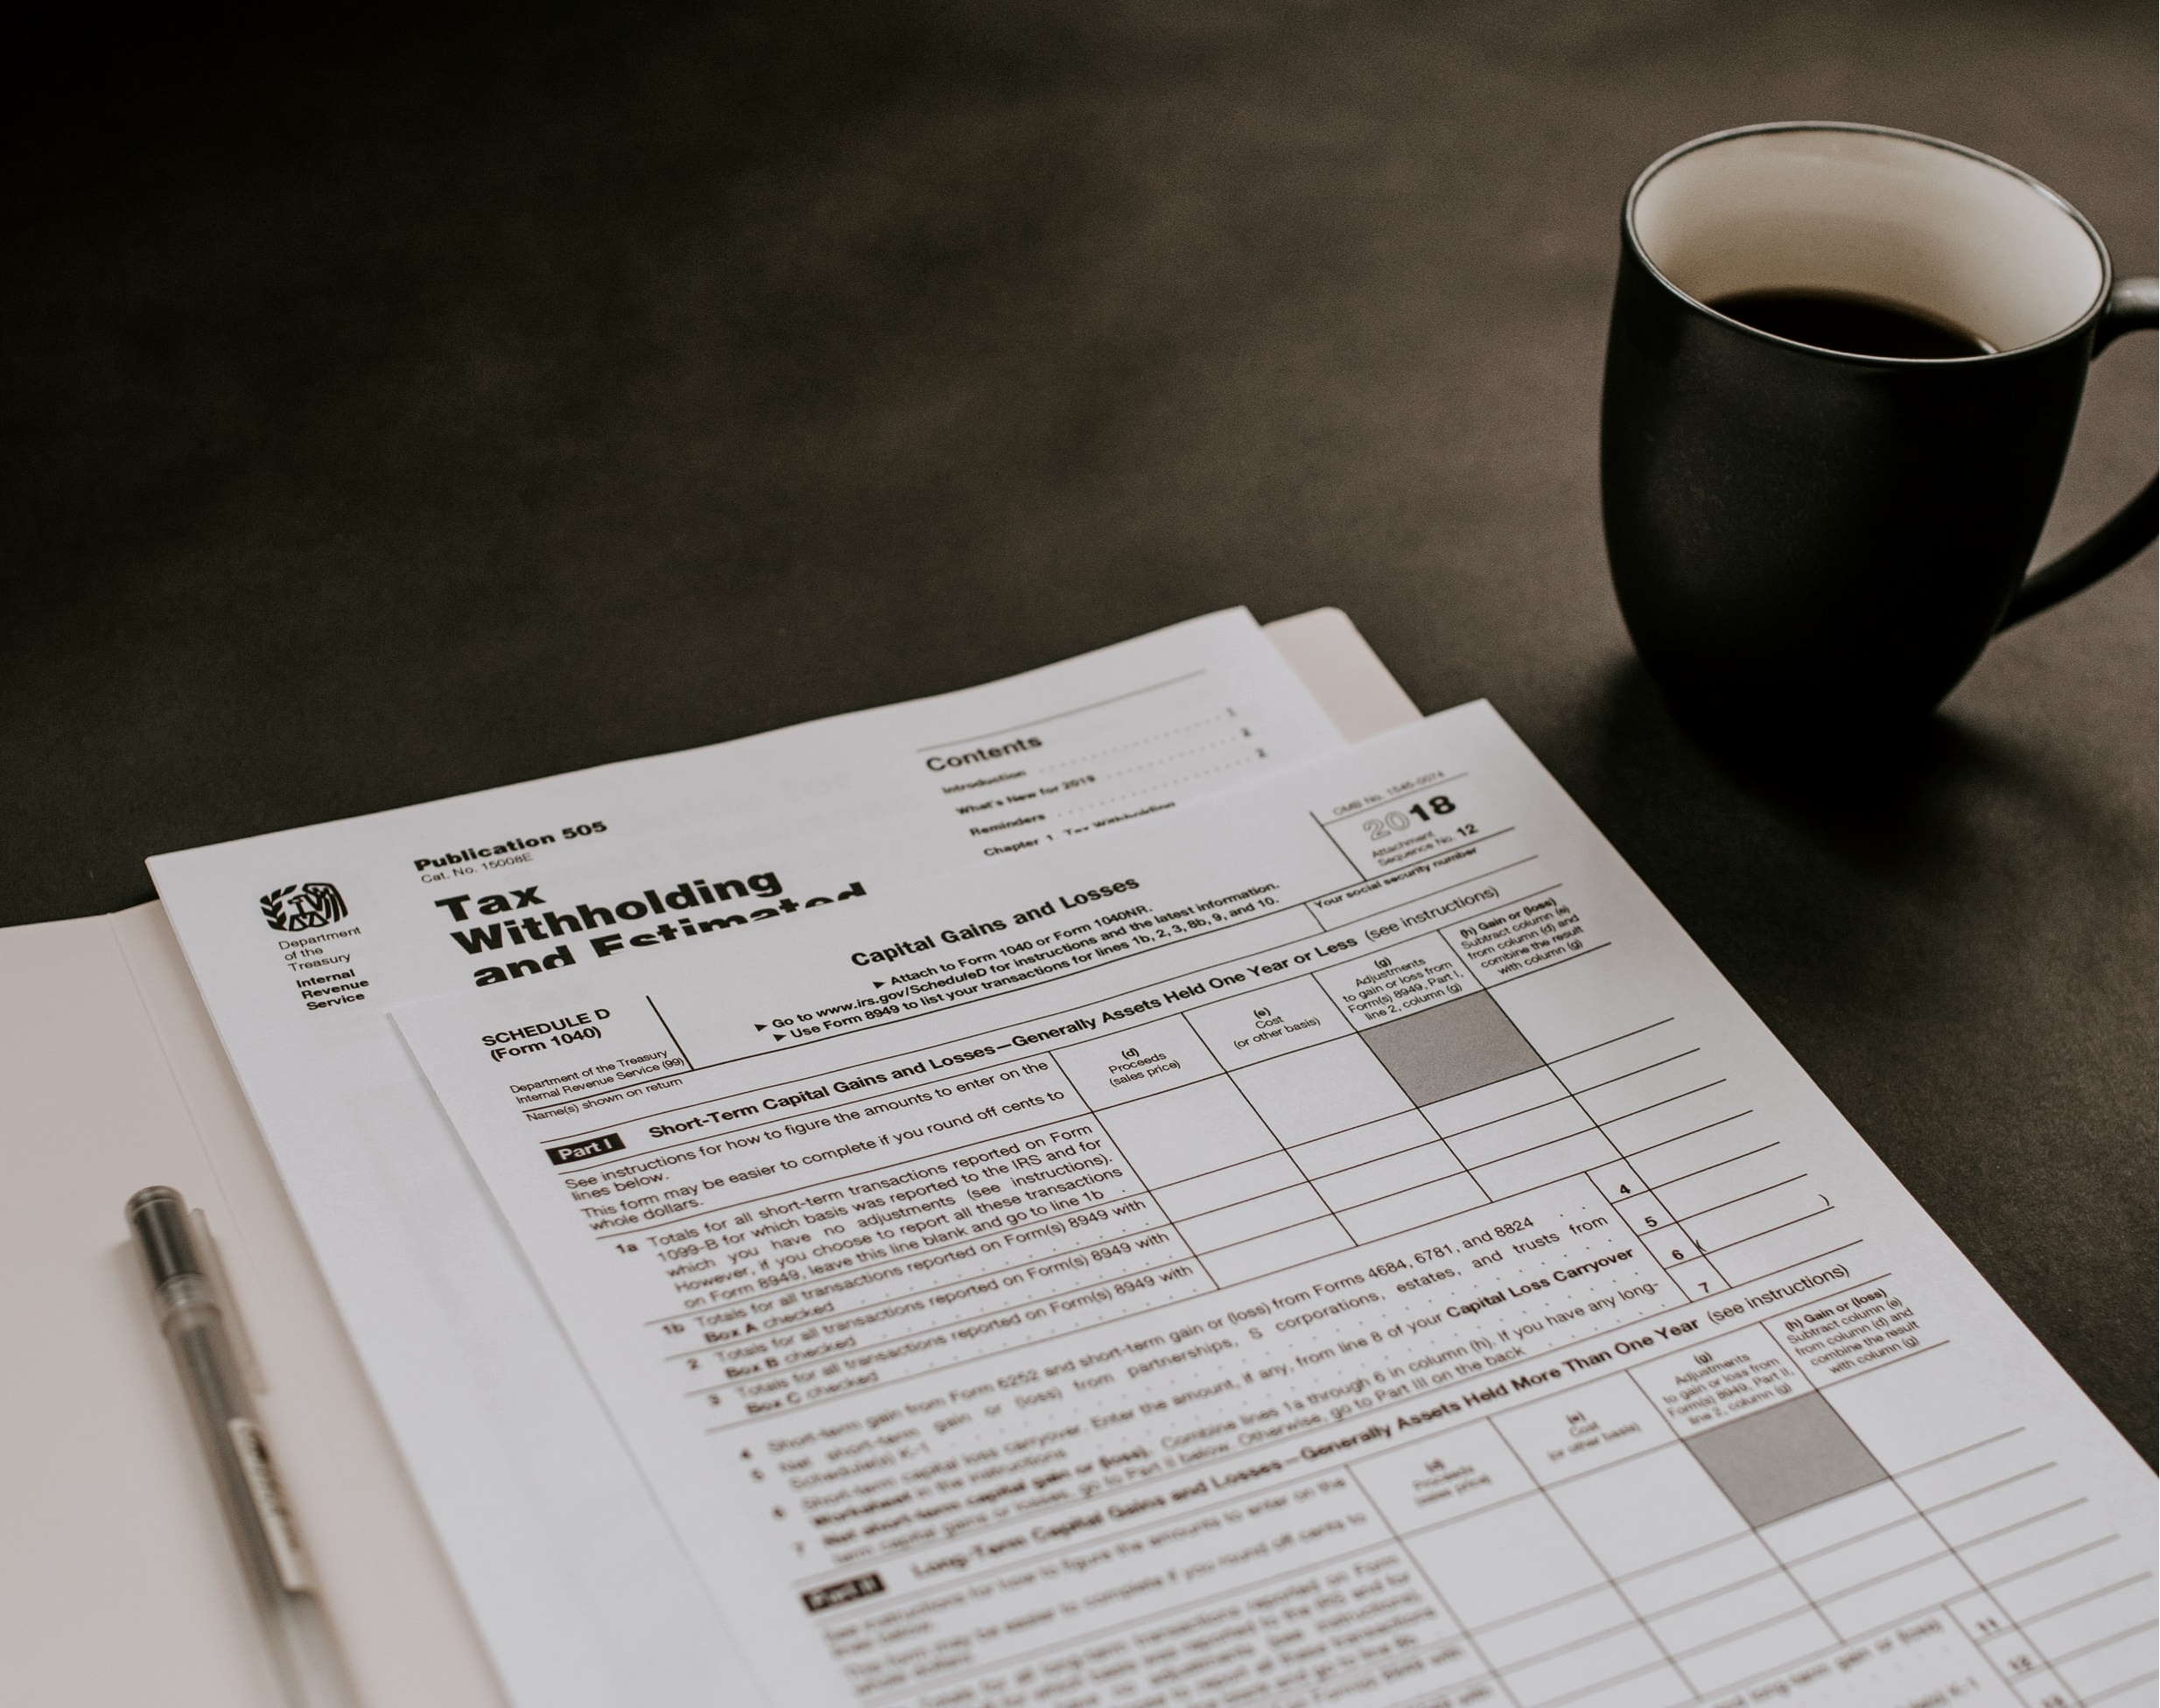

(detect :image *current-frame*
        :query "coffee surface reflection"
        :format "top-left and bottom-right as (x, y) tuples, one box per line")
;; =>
(1706, 288), (1995, 359)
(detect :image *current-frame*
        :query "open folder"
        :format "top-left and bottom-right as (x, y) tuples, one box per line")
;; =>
(1, 609), (1417, 1708)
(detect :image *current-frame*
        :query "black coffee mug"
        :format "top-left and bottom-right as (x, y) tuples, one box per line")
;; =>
(1602, 122), (2156, 728)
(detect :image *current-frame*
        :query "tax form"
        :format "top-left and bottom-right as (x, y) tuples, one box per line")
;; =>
(399, 702), (2157, 1708)
(146, 610), (1349, 1708)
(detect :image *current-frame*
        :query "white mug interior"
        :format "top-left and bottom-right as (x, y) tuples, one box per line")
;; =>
(1630, 126), (2105, 355)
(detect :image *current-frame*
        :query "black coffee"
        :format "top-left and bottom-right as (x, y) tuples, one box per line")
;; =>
(1707, 288), (1994, 359)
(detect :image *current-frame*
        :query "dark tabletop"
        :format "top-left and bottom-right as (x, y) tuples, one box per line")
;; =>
(6, 3), (2153, 1461)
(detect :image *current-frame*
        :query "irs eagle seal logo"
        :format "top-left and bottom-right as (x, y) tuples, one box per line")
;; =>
(259, 882), (349, 932)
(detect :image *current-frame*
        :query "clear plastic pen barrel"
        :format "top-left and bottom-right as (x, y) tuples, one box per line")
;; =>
(129, 1187), (362, 1708)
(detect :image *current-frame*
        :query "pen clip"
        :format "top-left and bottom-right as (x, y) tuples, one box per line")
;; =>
(193, 1208), (267, 1396)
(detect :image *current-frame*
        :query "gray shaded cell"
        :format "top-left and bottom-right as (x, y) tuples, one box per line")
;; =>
(1362, 991), (1543, 1108)
(1683, 1393), (1888, 1528)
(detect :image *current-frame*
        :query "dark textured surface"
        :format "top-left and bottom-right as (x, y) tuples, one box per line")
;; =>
(5, 4), (2152, 1459)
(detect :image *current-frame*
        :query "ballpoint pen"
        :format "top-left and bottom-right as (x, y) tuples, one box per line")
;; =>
(125, 1186), (364, 1708)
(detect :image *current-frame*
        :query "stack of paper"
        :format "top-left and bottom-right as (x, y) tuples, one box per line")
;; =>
(6, 609), (2150, 1708)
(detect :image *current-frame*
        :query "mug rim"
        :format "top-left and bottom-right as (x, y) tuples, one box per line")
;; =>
(1623, 120), (2114, 366)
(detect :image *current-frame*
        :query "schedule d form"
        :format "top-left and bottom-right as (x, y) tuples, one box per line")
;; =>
(399, 704), (2156, 1708)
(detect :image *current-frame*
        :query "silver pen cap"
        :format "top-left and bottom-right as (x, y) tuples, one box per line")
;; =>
(127, 1184), (204, 1290)
(126, 1185), (265, 1389)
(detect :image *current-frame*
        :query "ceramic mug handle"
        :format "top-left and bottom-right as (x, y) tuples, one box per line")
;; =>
(2000, 276), (2158, 627)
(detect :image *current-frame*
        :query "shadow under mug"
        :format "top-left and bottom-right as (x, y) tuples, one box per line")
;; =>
(1602, 122), (2156, 731)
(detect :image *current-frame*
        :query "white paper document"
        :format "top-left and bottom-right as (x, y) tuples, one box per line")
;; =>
(400, 703), (2156, 1708)
(146, 610), (1350, 1707)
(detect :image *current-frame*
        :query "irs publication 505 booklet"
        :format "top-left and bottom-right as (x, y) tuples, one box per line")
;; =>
(149, 610), (1350, 1706)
